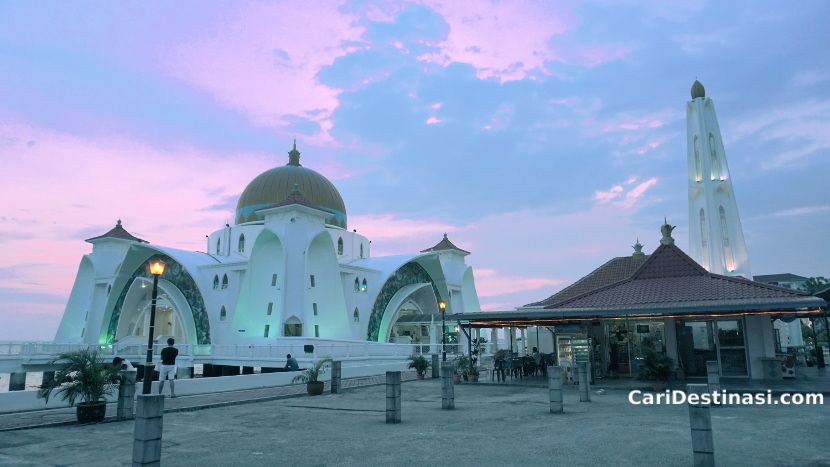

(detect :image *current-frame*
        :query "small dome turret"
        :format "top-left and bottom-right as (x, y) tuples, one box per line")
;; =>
(691, 80), (705, 99)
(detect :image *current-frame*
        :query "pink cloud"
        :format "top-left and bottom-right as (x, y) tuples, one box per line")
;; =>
(633, 138), (666, 155)
(425, 117), (443, 125)
(158, 2), (366, 142)
(413, 1), (627, 83)
(473, 268), (564, 298)
(594, 177), (659, 209)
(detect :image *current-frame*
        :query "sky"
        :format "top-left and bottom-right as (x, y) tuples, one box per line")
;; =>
(1, 0), (828, 341)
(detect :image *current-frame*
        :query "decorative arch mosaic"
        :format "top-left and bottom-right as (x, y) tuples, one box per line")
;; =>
(105, 254), (212, 345)
(366, 262), (441, 341)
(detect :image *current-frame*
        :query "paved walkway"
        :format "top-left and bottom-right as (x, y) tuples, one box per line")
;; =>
(0, 372), (419, 432)
(1, 378), (828, 466)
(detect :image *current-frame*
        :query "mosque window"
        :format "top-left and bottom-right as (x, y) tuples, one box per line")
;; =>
(222, 274), (229, 289)
(354, 278), (360, 292)
(314, 325), (320, 338)
(313, 303), (318, 316)
(353, 308), (360, 322)
(216, 238), (221, 255)
(107, 284), (111, 295)
(81, 328), (85, 338)
(220, 306), (227, 321)
(238, 234), (245, 253)
(267, 302), (273, 315)
(360, 244), (364, 258)
(361, 278), (367, 292)
(271, 274), (278, 286)
(213, 275), (219, 290)
(337, 237), (344, 255)
(693, 136), (702, 182)
(709, 133), (721, 181)
(310, 275), (315, 287)
(264, 324), (270, 338)
(284, 317), (302, 337)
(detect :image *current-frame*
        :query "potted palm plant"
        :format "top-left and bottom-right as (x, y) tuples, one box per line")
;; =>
(408, 355), (429, 379)
(638, 348), (674, 391)
(38, 348), (121, 423)
(292, 357), (332, 395)
(454, 355), (470, 383)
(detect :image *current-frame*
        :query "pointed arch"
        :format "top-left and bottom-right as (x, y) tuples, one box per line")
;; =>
(284, 315), (303, 336)
(215, 237), (221, 255)
(709, 133), (721, 180)
(213, 275), (219, 290)
(354, 277), (360, 292)
(718, 205), (735, 271)
(699, 208), (709, 270)
(693, 135), (702, 182)
(221, 274), (229, 289)
(337, 237), (344, 255)
(360, 243), (364, 258)
(353, 307), (360, 322)
(361, 278), (368, 292)
(220, 306), (227, 321)
(238, 233), (246, 253)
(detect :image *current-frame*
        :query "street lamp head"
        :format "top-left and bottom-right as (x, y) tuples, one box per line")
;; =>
(148, 260), (166, 276)
(438, 300), (446, 312)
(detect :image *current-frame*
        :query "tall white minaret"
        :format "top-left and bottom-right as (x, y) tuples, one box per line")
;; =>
(686, 80), (752, 279)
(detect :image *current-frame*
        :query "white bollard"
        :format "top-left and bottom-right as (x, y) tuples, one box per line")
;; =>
(118, 370), (137, 421)
(687, 384), (715, 467)
(441, 362), (455, 409)
(133, 394), (165, 466)
(548, 365), (563, 413)
(386, 371), (401, 423)
(577, 362), (591, 402)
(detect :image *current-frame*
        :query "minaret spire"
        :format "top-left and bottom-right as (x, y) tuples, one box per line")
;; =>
(287, 139), (301, 166)
(686, 80), (751, 278)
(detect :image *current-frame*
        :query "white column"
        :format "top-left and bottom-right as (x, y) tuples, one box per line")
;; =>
(490, 328), (498, 353)
(520, 328), (527, 353)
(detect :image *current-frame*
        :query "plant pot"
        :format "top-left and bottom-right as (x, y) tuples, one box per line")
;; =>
(453, 374), (461, 384)
(469, 373), (479, 382)
(76, 401), (107, 424)
(417, 372), (425, 379)
(307, 381), (325, 396)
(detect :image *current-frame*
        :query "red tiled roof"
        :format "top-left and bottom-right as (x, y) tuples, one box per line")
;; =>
(85, 220), (147, 243)
(421, 233), (470, 255)
(545, 243), (818, 311)
(525, 254), (649, 307)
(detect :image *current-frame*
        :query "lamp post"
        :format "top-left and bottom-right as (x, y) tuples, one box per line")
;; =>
(439, 299), (447, 362)
(142, 260), (166, 395)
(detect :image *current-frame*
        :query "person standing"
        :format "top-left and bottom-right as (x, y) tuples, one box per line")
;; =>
(158, 338), (179, 398)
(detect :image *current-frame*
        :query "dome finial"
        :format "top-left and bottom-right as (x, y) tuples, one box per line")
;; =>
(287, 139), (301, 166)
(691, 79), (705, 99)
(660, 218), (676, 245)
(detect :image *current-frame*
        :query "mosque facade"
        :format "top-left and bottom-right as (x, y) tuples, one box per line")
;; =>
(54, 143), (481, 348)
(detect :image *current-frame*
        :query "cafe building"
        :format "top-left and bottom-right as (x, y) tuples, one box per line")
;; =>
(452, 223), (825, 381)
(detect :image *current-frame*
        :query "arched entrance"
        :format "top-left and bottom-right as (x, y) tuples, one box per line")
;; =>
(367, 262), (443, 342)
(113, 277), (196, 346)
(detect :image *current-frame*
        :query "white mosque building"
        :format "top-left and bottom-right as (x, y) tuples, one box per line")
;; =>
(54, 143), (482, 349)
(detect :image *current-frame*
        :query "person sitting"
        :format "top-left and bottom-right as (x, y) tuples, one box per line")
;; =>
(285, 353), (299, 371)
(112, 356), (135, 371)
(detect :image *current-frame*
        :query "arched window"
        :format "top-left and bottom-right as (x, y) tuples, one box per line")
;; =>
(337, 237), (344, 255)
(216, 238), (221, 255)
(354, 277), (360, 292)
(238, 234), (245, 253)
(220, 306), (227, 321)
(361, 278), (367, 292)
(709, 133), (721, 181)
(360, 243), (364, 258)
(213, 275), (219, 290)
(699, 208), (709, 270)
(221, 274), (229, 289)
(284, 316), (303, 337)
(353, 307), (360, 322)
(718, 206), (734, 271)
(693, 136), (702, 182)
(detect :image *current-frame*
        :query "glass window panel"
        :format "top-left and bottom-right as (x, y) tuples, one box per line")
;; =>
(717, 320), (744, 347)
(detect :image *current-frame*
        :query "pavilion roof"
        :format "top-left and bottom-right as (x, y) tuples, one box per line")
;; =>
(85, 220), (147, 244)
(420, 233), (470, 255)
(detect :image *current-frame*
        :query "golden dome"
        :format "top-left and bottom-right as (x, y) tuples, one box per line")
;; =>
(235, 142), (347, 228)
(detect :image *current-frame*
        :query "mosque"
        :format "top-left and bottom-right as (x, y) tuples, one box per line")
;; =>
(54, 143), (482, 348)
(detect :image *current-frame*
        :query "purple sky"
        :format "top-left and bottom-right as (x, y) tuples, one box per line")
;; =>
(1, 1), (828, 340)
